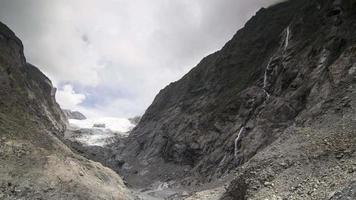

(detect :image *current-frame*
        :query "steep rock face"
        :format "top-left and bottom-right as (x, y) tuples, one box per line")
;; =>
(0, 22), (67, 134)
(129, 116), (141, 126)
(0, 22), (133, 200)
(119, 0), (356, 195)
(63, 109), (87, 120)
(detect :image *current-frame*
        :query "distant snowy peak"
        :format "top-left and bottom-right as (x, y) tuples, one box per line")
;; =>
(63, 109), (87, 120)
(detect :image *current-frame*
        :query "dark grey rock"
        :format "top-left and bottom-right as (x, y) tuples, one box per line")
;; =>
(63, 109), (87, 120)
(93, 123), (106, 128)
(0, 21), (133, 200)
(106, 1), (356, 199)
(128, 116), (141, 126)
(329, 182), (356, 200)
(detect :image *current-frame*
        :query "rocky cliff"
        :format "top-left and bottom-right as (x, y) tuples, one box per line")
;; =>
(0, 22), (133, 199)
(0, 23), (67, 135)
(117, 0), (356, 199)
(63, 109), (87, 120)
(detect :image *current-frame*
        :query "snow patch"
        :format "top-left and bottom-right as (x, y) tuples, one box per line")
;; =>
(66, 117), (135, 146)
(69, 117), (134, 133)
(76, 131), (116, 146)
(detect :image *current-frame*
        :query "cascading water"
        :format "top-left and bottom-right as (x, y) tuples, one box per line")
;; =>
(264, 90), (271, 99)
(285, 26), (290, 50)
(318, 49), (329, 67)
(263, 66), (269, 89)
(234, 127), (245, 159)
(263, 26), (290, 99)
(234, 25), (291, 162)
(263, 58), (273, 99)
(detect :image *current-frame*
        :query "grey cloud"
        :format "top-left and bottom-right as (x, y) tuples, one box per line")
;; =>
(0, 0), (284, 117)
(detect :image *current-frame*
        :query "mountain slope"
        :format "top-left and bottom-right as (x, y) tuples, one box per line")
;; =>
(117, 0), (356, 199)
(63, 109), (87, 120)
(0, 22), (133, 200)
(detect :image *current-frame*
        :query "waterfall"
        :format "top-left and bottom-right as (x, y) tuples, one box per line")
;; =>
(234, 127), (245, 159)
(264, 89), (270, 99)
(263, 68), (268, 89)
(263, 61), (271, 89)
(284, 26), (290, 50)
(235, 26), (292, 160)
(263, 58), (272, 99)
(319, 49), (329, 67)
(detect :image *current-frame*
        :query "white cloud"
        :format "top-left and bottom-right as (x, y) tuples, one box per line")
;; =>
(0, 0), (283, 117)
(56, 84), (86, 110)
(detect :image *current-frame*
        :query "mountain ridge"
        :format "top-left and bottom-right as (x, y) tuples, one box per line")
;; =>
(0, 21), (134, 200)
(1, 0), (356, 199)
(111, 0), (356, 199)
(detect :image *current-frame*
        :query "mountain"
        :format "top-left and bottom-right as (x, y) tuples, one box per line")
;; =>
(115, 0), (356, 199)
(129, 116), (142, 126)
(2, 0), (355, 199)
(63, 109), (87, 120)
(0, 22), (133, 199)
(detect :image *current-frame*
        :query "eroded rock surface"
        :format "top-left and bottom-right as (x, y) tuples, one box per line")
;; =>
(63, 109), (87, 120)
(0, 22), (133, 200)
(112, 0), (356, 199)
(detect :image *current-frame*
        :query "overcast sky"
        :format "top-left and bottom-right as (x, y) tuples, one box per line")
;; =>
(0, 0), (282, 118)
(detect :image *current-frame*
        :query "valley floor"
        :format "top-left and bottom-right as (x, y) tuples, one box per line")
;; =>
(63, 123), (233, 200)
(62, 96), (356, 200)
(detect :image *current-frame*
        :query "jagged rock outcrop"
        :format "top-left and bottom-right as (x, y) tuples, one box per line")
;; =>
(129, 116), (142, 126)
(117, 0), (356, 199)
(0, 23), (67, 135)
(0, 22), (133, 200)
(63, 109), (87, 120)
